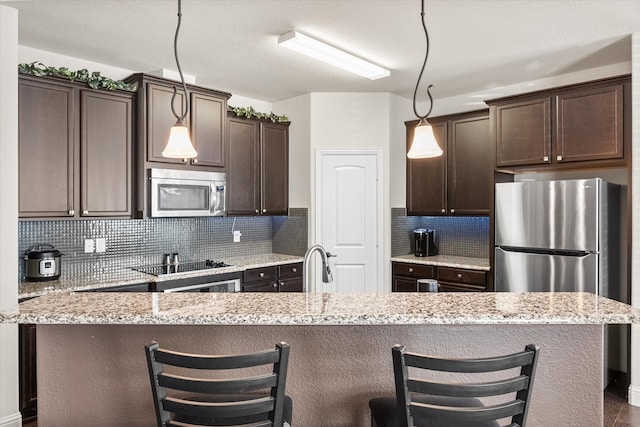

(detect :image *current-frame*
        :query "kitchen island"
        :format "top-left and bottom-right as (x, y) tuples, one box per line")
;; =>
(4, 292), (640, 427)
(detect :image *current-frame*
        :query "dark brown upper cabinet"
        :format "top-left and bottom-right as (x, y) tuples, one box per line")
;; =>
(490, 75), (630, 170)
(18, 75), (133, 219)
(125, 74), (231, 217)
(125, 74), (230, 169)
(227, 115), (289, 216)
(406, 110), (491, 216)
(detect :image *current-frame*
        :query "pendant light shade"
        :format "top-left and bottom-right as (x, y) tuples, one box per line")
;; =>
(407, 119), (442, 159)
(407, 0), (442, 159)
(163, 119), (197, 158)
(163, 0), (197, 159)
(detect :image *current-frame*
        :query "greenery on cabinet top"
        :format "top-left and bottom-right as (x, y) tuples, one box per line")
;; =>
(18, 62), (138, 92)
(228, 105), (289, 123)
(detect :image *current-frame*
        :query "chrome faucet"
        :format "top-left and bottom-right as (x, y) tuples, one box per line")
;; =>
(302, 245), (335, 292)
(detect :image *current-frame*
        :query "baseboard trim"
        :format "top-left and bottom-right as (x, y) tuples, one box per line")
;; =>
(0, 412), (21, 427)
(628, 384), (640, 406)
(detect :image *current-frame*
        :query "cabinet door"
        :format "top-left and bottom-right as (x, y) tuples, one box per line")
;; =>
(448, 114), (491, 215)
(80, 90), (132, 217)
(190, 92), (225, 167)
(279, 277), (303, 292)
(261, 123), (289, 215)
(146, 83), (188, 165)
(242, 281), (279, 292)
(406, 121), (447, 215)
(19, 324), (37, 422)
(227, 118), (260, 215)
(392, 277), (418, 292)
(438, 282), (485, 292)
(556, 83), (624, 163)
(494, 97), (551, 167)
(19, 79), (75, 217)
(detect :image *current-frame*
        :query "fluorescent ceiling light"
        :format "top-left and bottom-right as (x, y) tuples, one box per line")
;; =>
(277, 30), (390, 80)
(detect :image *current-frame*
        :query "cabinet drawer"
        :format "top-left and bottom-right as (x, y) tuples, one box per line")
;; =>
(437, 267), (486, 286)
(278, 262), (302, 279)
(243, 267), (277, 284)
(392, 262), (434, 279)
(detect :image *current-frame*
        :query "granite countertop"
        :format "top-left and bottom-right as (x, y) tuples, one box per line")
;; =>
(391, 254), (490, 271)
(4, 292), (640, 325)
(18, 253), (303, 299)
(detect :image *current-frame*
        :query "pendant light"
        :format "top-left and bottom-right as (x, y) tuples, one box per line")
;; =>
(162, 0), (197, 159)
(407, 0), (442, 159)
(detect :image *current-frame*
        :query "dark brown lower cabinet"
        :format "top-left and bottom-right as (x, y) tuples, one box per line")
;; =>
(391, 262), (435, 292)
(391, 262), (487, 292)
(19, 323), (37, 422)
(242, 263), (303, 293)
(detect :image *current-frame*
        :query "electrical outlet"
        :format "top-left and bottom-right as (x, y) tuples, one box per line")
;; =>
(233, 230), (242, 243)
(95, 238), (106, 253)
(84, 239), (95, 253)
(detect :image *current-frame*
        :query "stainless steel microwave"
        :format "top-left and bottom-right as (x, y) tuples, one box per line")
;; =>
(150, 168), (226, 217)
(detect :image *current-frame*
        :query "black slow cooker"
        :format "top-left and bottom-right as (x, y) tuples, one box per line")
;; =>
(24, 244), (62, 281)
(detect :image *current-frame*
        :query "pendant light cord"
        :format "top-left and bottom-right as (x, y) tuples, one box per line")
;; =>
(171, 0), (189, 123)
(412, 0), (434, 120)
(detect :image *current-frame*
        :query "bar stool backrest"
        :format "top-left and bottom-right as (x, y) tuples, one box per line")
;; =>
(145, 341), (290, 427)
(393, 344), (540, 427)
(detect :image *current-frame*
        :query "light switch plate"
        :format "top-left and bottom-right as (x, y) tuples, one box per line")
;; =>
(84, 239), (95, 253)
(95, 238), (106, 253)
(233, 230), (242, 243)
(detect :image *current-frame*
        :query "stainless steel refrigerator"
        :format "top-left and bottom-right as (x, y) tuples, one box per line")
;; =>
(494, 178), (620, 297)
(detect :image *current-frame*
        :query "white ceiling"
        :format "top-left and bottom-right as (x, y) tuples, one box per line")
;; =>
(2, 0), (639, 103)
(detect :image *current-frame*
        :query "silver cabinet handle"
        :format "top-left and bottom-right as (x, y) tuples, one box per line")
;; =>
(451, 208), (455, 214)
(255, 209), (259, 214)
(408, 268), (414, 273)
(259, 272), (265, 278)
(83, 210), (89, 215)
(272, 283), (278, 288)
(262, 209), (267, 213)
(292, 268), (297, 273)
(193, 159), (199, 164)
(457, 273), (463, 279)
(280, 281), (285, 287)
(68, 210), (75, 215)
(543, 156), (549, 162)
(441, 209), (445, 213)
(557, 155), (563, 161)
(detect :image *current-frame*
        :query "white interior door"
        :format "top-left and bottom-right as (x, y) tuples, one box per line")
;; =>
(315, 150), (381, 293)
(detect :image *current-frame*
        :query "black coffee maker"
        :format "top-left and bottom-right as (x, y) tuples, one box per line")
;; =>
(414, 228), (436, 257)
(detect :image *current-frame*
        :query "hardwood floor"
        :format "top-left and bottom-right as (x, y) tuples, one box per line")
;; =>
(20, 379), (640, 426)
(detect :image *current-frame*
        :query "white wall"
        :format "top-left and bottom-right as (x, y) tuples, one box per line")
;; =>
(389, 94), (413, 208)
(273, 94), (311, 208)
(302, 92), (411, 288)
(0, 6), (21, 427)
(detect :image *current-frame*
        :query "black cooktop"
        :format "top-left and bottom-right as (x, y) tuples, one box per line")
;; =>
(133, 260), (231, 276)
